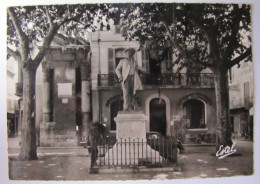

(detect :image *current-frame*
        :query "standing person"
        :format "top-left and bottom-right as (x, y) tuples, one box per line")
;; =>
(88, 122), (106, 167)
(115, 48), (144, 111)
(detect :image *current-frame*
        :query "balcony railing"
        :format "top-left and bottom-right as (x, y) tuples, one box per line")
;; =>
(98, 73), (214, 87)
(89, 137), (177, 168)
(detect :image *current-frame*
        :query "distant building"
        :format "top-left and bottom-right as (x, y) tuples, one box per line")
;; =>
(6, 57), (19, 137)
(229, 61), (254, 139)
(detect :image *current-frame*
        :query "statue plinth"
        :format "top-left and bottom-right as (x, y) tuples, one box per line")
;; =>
(115, 111), (147, 140)
(101, 111), (163, 166)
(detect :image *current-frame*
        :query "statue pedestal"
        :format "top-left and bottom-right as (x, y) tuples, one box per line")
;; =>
(115, 111), (146, 140)
(102, 111), (162, 166)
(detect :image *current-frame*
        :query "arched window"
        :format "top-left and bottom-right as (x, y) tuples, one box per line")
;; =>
(183, 99), (205, 129)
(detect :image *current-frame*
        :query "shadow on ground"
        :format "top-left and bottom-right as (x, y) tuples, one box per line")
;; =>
(8, 140), (253, 180)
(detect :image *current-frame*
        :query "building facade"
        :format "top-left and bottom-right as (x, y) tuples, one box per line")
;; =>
(37, 43), (91, 147)
(229, 61), (254, 140)
(89, 26), (217, 144)
(6, 57), (19, 137)
(13, 25), (218, 147)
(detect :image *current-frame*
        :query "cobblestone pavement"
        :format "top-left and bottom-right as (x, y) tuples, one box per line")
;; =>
(7, 139), (254, 181)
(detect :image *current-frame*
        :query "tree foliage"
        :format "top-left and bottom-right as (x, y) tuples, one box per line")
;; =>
(6, 4), (111, 160)
(109, 3), (252, 147)
(7, 4), (110, 65)
(109, 3), (252, 71)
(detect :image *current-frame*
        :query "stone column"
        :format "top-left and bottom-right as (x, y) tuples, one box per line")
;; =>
(42, 66), (52, 122)
(81, 61), (91, 138)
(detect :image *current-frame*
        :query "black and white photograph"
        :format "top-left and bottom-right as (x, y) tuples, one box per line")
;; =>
(1, 0), (259, 183)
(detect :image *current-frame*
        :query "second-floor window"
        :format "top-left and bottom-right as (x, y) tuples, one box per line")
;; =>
(114, 24), (127, 35)
(108, 48), (137, 74)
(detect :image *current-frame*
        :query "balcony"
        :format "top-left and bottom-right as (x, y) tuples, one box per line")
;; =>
(230, 97), (253, 110)
(98, 73), (214, 88)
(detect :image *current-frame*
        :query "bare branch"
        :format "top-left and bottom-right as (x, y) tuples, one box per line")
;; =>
(7, 47), (21, 61)
(162, 21), (184, 54)
(32, 48), (49, 69)
(66, 4), (71, 17)
(186, 14), (219, 61)
(223, 5), (242, 60)
(158, 4), (186, 55)
(226, 47), (252, 69)
(160, 4), (215, 71)
(188, 18), (211, 41)
(8, 7), (26, 43)
(44, 6), (53, 26)
(33, 7), (84, 68)
(8, 7), (30, 60)
(33, 25), (58, 68)
(33, 9), (83, 68)
(57, 13), (83, 28)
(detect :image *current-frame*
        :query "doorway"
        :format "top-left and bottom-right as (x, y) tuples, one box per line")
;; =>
(110, 100), (123, 131)
(149, 98), (166, 136)
(149, 58), (161, 74)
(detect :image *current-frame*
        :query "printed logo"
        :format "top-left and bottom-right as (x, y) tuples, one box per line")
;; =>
(216, 143), (236, 159)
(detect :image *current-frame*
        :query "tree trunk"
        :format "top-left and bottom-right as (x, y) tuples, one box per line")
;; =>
(214, 67), (233, 149)
(19, 68), (38, 160)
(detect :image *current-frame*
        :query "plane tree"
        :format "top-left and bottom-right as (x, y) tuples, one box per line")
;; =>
(7, 4), (110, 160)
(109, 3), (252, 148)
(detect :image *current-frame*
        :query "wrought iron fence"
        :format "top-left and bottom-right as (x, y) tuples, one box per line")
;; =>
(89, 137), (177, 168)
(98, 73), (214, 87)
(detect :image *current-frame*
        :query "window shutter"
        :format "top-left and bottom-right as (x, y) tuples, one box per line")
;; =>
(108, 48), (114, 73)
(142, 49), (149, 73)
(166, 50), (173, 73)
(115, 25), (121, 34)
(244, 81), (250, 107)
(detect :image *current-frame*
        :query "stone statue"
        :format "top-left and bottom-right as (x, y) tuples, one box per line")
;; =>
(115, 48), (144, 111)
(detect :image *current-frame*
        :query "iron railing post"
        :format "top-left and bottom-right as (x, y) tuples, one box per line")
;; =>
(116, 140), (118, 166)
(133, 139), (135, 166)
(129, 138), (131, 165)
(142, 139), (144, 164)
(137, 138), (139, 166)
(121, 138), (123, 167)
(125, 139), (127, 166)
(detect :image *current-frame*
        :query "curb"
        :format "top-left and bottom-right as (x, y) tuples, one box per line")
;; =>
(183, 143), (216, 147)
(89, 165), (182, 174)
(38, 147), (85, 149)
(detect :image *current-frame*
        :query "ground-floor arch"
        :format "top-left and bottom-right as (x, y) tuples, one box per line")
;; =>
(110, 100), (123, 131)
(145, 94), (170, 136)
(183, 99), (206, 129)
(149, 98), (166, 136)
